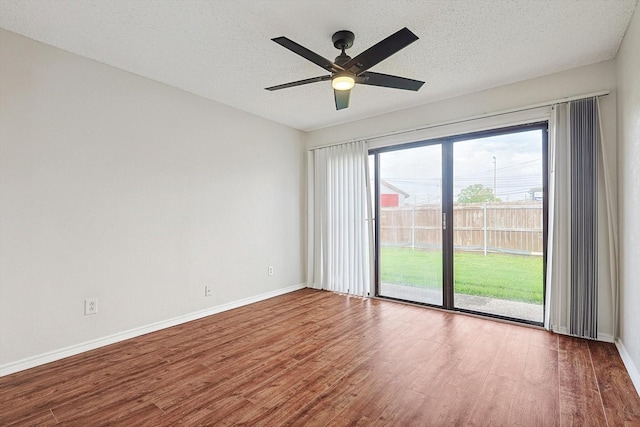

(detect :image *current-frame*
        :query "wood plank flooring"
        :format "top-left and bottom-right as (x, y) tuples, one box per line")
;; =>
(1, 288), (639, 426)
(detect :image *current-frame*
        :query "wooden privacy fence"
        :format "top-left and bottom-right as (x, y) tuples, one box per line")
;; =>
(379, 201), (543, 255)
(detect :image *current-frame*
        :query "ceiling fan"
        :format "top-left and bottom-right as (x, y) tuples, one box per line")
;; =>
(265, 27), (425, 110)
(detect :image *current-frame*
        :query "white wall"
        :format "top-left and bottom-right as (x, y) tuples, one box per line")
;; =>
(306, 61), (617, 149)
(306, 60), (618, 341)
(616, 5), (640, 391)
(0, 29), (305, 371)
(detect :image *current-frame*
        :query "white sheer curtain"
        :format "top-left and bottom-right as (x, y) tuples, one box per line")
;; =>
(307, 141), (373, 297)
(545, 103), (571, 331)
(597, 97), (619, 339)
(546, 97), (618, 339)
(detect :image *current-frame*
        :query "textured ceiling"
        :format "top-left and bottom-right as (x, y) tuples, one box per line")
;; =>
(0, 0), (637, 131)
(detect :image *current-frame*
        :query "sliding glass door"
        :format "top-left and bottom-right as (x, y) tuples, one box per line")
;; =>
(377, 144), (443, 305)
(451, 129), (545, 323)
(373, 124), (547, 324)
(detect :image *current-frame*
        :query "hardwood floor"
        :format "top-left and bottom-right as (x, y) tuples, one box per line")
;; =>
(1, 288), (639, 426)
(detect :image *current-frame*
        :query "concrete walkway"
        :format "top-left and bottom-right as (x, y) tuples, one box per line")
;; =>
(379, 283), (543, 323)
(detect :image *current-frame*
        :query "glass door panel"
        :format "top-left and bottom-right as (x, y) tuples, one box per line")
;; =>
(452, 130), (544, 323)
(377, 144), (443, 305)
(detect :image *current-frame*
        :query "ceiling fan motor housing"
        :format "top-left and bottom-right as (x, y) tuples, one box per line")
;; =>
(334, 52), (352, 66)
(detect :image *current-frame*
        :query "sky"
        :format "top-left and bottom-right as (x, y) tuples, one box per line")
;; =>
(370, 129), (544, 204)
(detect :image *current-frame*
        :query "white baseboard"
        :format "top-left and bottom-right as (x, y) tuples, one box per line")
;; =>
(553, 325), (568, 335)
(0, 283), (306, 377)
(615, 339), (640, 398)
(597, 332), (615, 343)
(551, 326), (615, 344)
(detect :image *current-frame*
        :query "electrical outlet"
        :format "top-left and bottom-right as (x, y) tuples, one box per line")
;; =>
(268, 266), (274, 276)
(205, 285), (212, 297)
(85, 298), (98, 315)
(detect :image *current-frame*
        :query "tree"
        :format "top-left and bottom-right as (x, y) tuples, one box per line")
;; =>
(457, 184), (501, 203)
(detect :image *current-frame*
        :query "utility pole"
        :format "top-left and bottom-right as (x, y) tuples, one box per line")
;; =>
(492, 156), (497, 200)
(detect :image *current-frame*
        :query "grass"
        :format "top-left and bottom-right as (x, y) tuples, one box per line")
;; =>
(380, 247), (544, 304)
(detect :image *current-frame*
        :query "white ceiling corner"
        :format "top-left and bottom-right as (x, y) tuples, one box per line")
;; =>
(0, 0), (637, 131)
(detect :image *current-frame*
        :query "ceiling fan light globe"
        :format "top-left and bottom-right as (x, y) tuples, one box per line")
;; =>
(332, 75), (355, 91)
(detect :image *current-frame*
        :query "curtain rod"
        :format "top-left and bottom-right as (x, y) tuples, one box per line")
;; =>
(308, 90), (610, 151)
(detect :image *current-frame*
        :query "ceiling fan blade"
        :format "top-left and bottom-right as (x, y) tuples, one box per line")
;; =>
(334, 89), (350, 110)
(266, 75), (331, 91)
(357, 72), (425, 91)
(272, 37), (343, 73)
(343, 27), (418, 75)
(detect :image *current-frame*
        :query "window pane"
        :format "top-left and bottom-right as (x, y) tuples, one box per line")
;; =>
(378, 144), (443, 305)
(452, 130), (544, 323)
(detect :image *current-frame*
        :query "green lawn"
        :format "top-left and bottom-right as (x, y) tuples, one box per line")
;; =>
(380, 247), (544, 304)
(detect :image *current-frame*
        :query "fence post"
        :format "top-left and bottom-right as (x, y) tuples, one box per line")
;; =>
(411, 205), (415, 250)
(483, 203), (488, 256)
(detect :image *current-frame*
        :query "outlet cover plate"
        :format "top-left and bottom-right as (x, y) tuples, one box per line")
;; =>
(85, 298), (98, 315)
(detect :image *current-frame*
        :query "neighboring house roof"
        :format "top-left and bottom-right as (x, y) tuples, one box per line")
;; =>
(380, 179), (409, 198)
